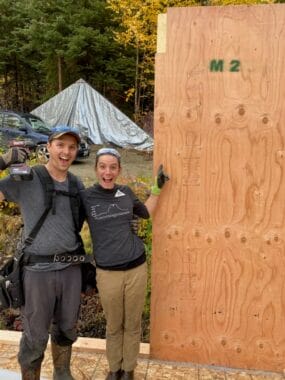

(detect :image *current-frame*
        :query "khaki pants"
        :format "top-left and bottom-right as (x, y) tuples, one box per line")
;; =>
(97, 262), (147, 372)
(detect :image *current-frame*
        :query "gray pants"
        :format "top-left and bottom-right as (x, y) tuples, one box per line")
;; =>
(97, 262), (147, 372)
(18, 265), (81, 370)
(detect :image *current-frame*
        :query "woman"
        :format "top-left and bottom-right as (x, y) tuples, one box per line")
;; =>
(81, 147), (168, 380)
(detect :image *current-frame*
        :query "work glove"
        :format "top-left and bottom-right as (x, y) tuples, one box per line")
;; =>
(151, 164), (170, 196)
(0, 148), (27, 170)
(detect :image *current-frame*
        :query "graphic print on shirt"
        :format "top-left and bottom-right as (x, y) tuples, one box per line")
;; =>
(114, 189), (125, 197)
(91, 203), (129, 220)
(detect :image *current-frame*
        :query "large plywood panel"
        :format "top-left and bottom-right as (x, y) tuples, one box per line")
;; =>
(150, 4), (285, 372)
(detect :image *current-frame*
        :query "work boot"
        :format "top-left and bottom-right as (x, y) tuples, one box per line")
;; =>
(21, 366), (41, 380)
(121, 370), (134, 380)
(51, 342), (75, 380)
(105, 369), (122, 380)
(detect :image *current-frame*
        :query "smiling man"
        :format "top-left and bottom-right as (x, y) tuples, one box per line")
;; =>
(0, 126), (86, 380)
(46, 126), (80, 178)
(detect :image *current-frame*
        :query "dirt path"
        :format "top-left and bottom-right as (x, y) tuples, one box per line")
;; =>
(69, 145), (153, 186)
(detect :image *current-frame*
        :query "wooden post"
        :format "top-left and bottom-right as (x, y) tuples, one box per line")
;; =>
(151, 4), (285, 372)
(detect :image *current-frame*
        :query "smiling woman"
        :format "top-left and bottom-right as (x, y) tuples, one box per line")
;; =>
(80, 148), (168, 380)
(95, 149), (121, 189)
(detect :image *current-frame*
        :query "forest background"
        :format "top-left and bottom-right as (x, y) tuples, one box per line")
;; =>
(0, 0), (282, 129)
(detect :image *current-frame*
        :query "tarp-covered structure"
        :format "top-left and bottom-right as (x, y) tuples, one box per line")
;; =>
(32, 79), (153, 151)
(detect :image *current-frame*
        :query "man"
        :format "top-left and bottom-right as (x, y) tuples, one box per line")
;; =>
(0, 126), (85, 380)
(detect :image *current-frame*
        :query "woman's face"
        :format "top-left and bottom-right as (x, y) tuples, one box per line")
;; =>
(95, 154), (121, 189)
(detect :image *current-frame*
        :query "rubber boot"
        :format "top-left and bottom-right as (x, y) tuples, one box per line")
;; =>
(105, 370), (122, 380)
(21, 366), (41, 380)
(121, 370), (134, 380)
(51, 342), (75, 380)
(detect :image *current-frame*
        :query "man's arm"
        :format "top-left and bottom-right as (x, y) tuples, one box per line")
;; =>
(0, 148), (27, 171)
(0, 148), (27, 201)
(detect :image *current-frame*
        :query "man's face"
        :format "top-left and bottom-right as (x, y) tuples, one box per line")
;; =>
(95, 154), (121, 189)
(47, 134), (78, 171)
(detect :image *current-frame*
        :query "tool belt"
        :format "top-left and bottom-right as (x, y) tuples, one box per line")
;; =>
(24, 249), (97, 294)
(24, 248), (92, 264)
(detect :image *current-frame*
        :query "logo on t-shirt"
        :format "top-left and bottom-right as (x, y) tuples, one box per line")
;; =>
(114, 189), (125, 198)
(91, 204), (129, 220)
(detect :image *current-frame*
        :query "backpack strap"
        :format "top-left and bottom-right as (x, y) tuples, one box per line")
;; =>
(67, 171), (82, 232)
(23, 206), (51, 247)
(21, 165), (54, 249)
(33, 165), (56, 214)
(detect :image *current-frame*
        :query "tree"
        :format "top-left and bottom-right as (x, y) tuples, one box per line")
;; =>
(20, 0), (136, 114)
(0, 0), (275, 118)
(107, 0), (274, 120)
(0, 0), (38, 110)
(107, 0), (199, 120)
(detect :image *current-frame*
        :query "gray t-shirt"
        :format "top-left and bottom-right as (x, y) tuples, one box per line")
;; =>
(81, 184), (149, 268)
(0, 168), (84, 271)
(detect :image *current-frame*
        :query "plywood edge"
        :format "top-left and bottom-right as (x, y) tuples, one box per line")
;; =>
(157, 13), (167, 53)
(0, 330), (150, 357)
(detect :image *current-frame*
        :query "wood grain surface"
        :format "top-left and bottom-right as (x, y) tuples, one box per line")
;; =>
(150, 4), (285, 372)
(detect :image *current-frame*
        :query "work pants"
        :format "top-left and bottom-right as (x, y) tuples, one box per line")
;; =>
(97, 262), (147, 372)
(18, 265), (81, 370)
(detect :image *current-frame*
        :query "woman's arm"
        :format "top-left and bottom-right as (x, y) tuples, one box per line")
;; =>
(145, 164), (170, 216)
(144, 193), (160, 216)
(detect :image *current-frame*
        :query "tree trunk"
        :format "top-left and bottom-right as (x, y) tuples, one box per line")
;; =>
(58, 56), (63, 93)
(14, 56), (19, 109)
(3, 71), (8, 109)
(134, 44), (140, 122)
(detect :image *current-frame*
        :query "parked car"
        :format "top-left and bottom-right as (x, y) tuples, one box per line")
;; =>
(0, 110), (50, 160)
(0, 110), (90, 162)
